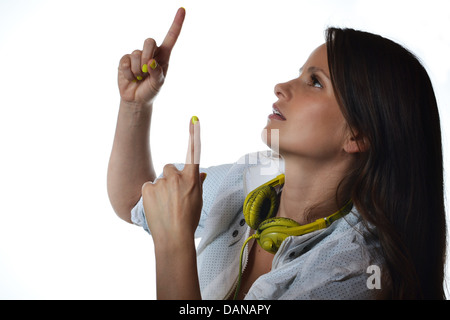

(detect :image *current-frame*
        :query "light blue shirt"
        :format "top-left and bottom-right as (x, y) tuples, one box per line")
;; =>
(131, 151), (384, 299)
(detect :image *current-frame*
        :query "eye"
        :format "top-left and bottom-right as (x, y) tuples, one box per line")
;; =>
(310, 74), (323, 88)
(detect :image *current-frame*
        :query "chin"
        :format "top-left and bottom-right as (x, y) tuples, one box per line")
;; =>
(261, 127), (281, 153)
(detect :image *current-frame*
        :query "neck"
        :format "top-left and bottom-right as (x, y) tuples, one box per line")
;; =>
(278, 154), (353, 225)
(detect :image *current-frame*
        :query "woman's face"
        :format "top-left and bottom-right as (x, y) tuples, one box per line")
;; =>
(263, 44), (348, 163)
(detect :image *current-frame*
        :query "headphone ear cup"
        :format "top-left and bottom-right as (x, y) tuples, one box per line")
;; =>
(257, 217), (301, 254)
(243, 185), (279, 229)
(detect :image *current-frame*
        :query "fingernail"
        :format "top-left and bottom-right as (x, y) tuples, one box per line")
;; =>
(136, 76), (143, 81)
(150, 60), (157, 70)
(142, 64), (148, 73)
(191, 116), (199, 125)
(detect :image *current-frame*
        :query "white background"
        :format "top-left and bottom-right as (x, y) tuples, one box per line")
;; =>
(1, 0), (449, 299)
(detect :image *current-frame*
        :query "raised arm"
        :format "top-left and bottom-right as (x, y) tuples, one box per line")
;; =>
(107, 8), (186, 222)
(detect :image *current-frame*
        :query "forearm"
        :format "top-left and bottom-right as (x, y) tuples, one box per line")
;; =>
(154, 238), (202, 300)
(107, 100), (156, 222)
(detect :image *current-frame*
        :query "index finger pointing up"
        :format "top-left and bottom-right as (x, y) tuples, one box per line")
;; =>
(185, 116), (201, 175)
(159, 7), (186, 60)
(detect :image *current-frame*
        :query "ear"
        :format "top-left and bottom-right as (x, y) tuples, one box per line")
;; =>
(344, 132), (369, 154)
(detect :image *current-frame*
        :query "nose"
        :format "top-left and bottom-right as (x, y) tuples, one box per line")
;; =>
(274, 82), (289, 100)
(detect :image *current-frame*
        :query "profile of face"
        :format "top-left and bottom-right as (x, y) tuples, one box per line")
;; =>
(263, 44), (353, 163)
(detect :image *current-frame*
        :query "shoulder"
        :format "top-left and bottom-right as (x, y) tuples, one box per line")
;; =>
(201, 150), (284, 196)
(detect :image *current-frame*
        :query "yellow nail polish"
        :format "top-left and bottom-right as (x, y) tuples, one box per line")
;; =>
(150, 60), (157, 70)
(136, 76), (143, 81)
(191, 116), (199, 124)
(132, 79), (137, 83)
(142, 64), (148, 73)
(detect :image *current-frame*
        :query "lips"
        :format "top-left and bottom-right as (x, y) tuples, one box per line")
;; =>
(270, 104), (286, 121)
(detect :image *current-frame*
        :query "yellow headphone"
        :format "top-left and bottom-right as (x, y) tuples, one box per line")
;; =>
(243, 173), (353, 254)
(233, 173), (352, 299)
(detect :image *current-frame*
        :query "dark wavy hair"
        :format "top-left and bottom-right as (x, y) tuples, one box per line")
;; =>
(326, 27), (447, 299)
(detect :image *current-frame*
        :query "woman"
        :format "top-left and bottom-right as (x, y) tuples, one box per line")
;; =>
(107, 8), (447, 299)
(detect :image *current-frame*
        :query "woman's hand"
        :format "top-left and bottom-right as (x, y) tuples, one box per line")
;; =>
(142, 116), (205, 244)
(108, 8), (185, 222)
(118, 8), (185, 106)
(142, 116), (205, 299)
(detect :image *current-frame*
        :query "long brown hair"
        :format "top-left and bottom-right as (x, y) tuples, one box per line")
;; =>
(326, 28), (447, 299)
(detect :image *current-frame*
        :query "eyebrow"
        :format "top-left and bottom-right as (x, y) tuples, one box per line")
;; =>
(299, 66), (330, 80)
